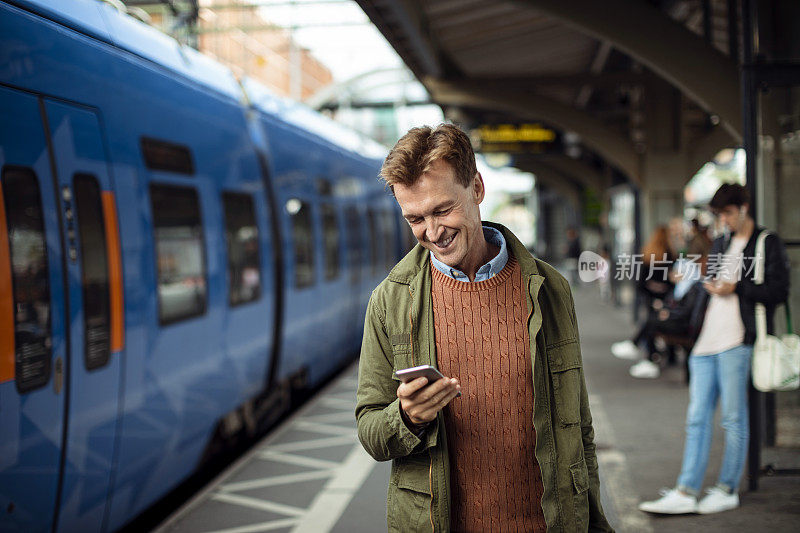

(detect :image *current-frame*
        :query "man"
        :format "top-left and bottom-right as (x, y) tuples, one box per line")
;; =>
(355, 124), (612, 532)
(639, 183), (790, 515)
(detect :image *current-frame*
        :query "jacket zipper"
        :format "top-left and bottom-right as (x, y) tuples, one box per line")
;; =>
(408, 286), (416, 366)
(526, 276), (534, 325)
(429, 461), (435, 532)
(410, 285), (436, 532)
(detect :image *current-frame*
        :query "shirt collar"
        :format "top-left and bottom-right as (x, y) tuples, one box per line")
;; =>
(430, 225), (508, 282)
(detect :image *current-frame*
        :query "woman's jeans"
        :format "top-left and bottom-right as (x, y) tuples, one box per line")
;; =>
(676, 344), (753, 494)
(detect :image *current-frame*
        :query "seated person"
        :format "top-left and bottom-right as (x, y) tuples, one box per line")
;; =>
(615, 254), (707, 378)
(627, 281), (708, 378)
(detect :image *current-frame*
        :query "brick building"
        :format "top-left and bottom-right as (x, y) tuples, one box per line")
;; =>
(150, 0), (333, 101)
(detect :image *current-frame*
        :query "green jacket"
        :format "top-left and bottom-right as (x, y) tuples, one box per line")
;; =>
(355, 222), (613, 532)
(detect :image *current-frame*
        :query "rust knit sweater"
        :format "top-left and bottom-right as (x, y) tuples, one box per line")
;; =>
(431, 255), (546, 532)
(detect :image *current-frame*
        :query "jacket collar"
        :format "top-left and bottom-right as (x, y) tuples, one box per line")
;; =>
(386, 221), (541, 285)
(720, 224), (766, 252)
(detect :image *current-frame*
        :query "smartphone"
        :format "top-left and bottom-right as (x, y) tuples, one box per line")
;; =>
(394, 365), (461, 397)
(395, 364), (445, 383)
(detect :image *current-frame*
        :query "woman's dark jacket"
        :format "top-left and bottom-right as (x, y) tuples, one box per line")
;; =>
(663, 281), (708, 339)
(636, 254), (675, 302)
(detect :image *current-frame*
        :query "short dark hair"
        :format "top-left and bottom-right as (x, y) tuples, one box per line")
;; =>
(709, 183), (750, 211)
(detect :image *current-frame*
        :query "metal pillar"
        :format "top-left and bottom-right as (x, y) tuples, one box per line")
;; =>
(741, 0), (762, 493)
(740, 0), (800, 492)
(632, 186), (642, 323)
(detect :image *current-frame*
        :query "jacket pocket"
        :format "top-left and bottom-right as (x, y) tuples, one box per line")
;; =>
(570, 459), (588, 494)
(390, 334), (413, 380)
(549, 342), (582, 427)
(570, 459), (590, 532)
(388, 454), (432, 532)
(396, 454), (432, 494)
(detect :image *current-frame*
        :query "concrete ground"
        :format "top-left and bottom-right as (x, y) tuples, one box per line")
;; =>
(155, 284), (800, 533)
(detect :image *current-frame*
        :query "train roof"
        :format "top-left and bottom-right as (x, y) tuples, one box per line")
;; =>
(240, 78), (387, 161)
(12, 0), (387, 162)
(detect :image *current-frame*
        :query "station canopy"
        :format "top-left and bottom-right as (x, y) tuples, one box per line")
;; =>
(355, 0), (743, 191)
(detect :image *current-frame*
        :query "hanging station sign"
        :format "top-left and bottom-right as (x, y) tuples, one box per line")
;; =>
(473, 123), (560, 154)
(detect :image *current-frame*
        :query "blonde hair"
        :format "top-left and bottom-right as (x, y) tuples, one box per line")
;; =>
(379, 124), (477, 190)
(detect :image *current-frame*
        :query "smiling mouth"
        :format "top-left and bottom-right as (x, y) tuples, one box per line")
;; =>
(434, 232), (457, 250)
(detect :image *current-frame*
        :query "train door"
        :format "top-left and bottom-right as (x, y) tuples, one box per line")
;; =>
(0, 87), (68, 531)
(42, 100), (124, 532)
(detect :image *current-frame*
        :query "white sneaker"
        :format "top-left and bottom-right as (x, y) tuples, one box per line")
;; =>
(612, 340), (640, 360)
(697, 486), (739, 514)
(638, 488), (697, 514)
(629, 359), (660, 379)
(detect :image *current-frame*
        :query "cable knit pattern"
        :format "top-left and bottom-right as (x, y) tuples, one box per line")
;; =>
(431, 255), (546, 532)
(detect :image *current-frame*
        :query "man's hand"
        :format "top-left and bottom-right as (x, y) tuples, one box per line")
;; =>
(703, 280), (736, 296)
(398, 376), (461, 426)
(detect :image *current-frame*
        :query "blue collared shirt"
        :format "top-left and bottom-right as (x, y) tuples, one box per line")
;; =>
(430, 226), (508, 282)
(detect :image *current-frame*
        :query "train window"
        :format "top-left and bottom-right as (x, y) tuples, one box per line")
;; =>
(222, 192), (261, 306)
(73, 174), (111, 370)
(382, 211), (397, 270)
(367, 209), (380, 276)
(140, 137), (195, 175)
(321, 204), (339, 280)
(344, 207), (361, 283)
(149, 184), (207, 324)
(289, 199), (315, 288)
(1, 166), (52, 393)
(316, 179), (332, 197)
(344, 207), (362, 283)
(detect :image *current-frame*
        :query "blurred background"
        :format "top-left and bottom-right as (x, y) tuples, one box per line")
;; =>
(130, 0), (797, 303)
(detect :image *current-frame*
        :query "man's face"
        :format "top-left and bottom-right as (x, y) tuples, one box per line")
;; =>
(393, 159), (485, 272)
(716, 204), (747, 233)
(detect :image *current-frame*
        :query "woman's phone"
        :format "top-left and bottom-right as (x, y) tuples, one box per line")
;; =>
(395, 365), (461, 397)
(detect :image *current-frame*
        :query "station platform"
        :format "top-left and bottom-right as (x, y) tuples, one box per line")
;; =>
(155, 287), (800, 533)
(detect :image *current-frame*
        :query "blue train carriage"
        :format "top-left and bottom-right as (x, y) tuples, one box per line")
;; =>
(244, 82), (391, 388)
(0, 0), (401, 531)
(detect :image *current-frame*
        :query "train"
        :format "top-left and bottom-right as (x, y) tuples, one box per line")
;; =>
(0, 1), (412, 531)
